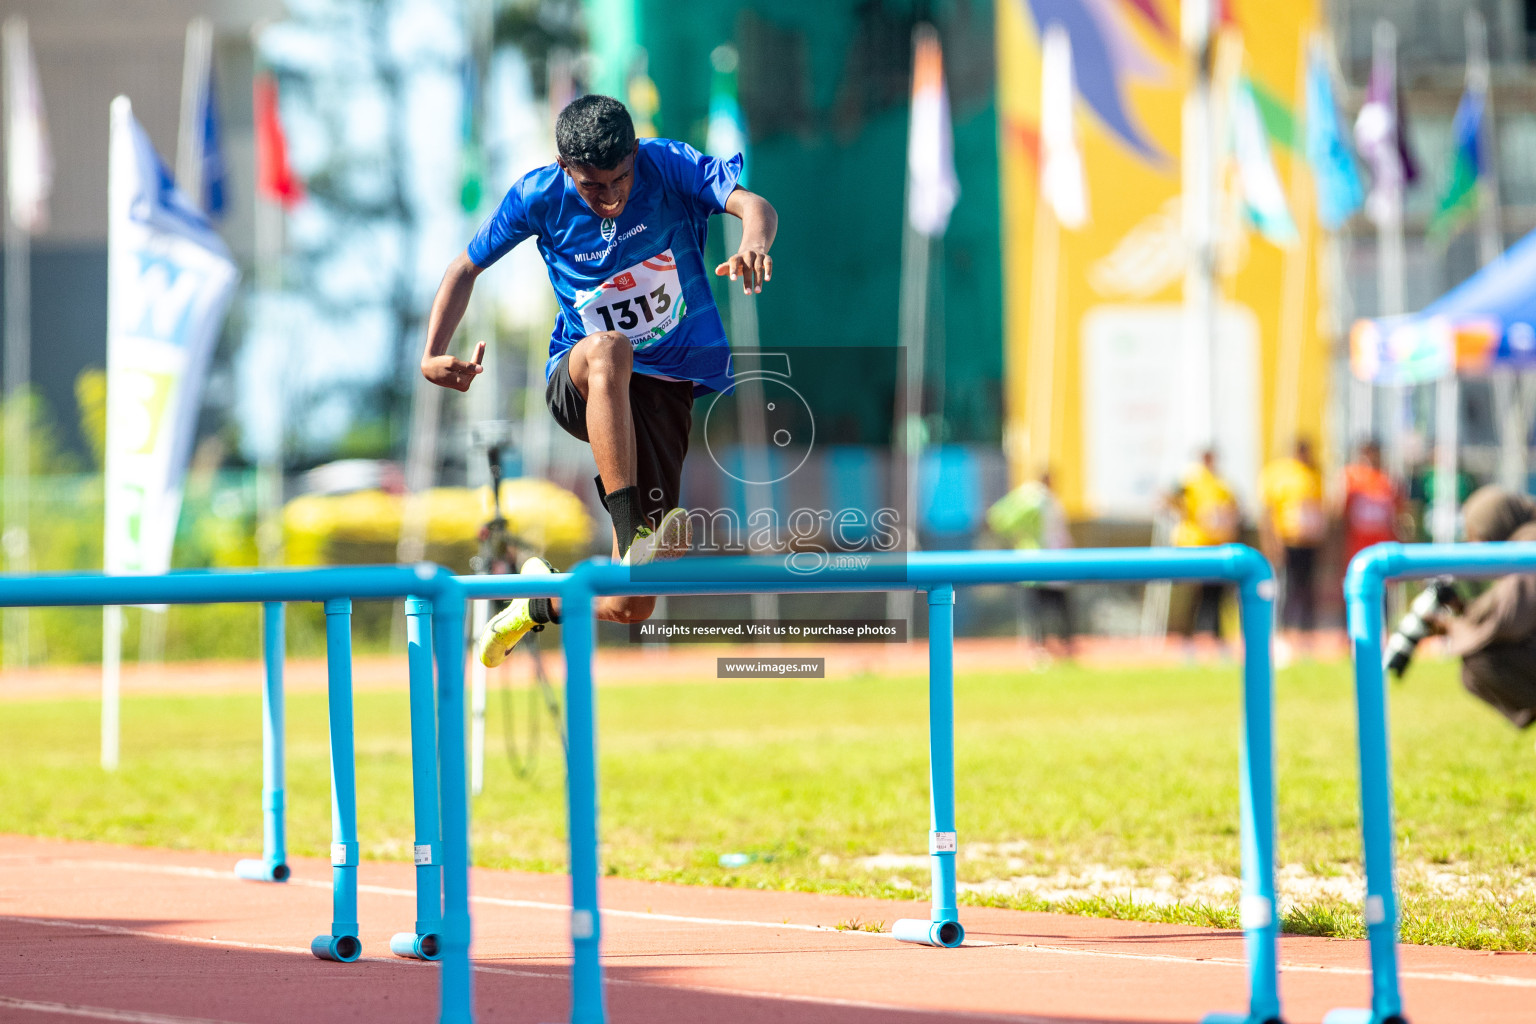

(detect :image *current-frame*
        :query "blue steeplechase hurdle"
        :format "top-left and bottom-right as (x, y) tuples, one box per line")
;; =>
(25, 547), (1283, 1024)
(0, 564), (525, 1024)
(527, 546), (1284, 1024)
(1328, 541), (1536, 1024)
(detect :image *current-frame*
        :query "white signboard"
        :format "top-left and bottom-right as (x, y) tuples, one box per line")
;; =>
(1082, 303), (1259, 518)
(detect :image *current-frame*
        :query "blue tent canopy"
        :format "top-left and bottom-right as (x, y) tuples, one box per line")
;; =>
(1353, 226), (1536, 384)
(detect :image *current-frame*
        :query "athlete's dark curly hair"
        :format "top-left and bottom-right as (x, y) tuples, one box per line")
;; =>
(555, 95), (636, 170)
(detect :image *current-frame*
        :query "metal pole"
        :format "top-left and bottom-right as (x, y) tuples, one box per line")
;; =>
(263, 602), (288, 876)
(892, 584), (963, 947)
(392, 596), (444, 960)
(237, 602), (289, 881)
(1181, 0), (1220, 460)
(1432, 379), (1459, 542)
(1343, 562), (1404, 1021)
(1235, 574), (1281, 1023)
(393, 601), (448, 964)
(100, 605), (121, 770)
(1273, 38), (1313, 458)
(175, 17), (213, 211)
(311, 597), (362, 962)
(562, 577), (605, 1024)
(1024, 197), (1060, 473)
(432, 588), (474, 1023)
(2, 17), (33, 667)
(1431, 10), (1497, 543)
(470, 598), (488, 796)
(1372, 20), (1408, 483)
(724, 216), (778, 624)
(253, 194), (285, 567)
(1469, 11), (1501, 271)
(893, 216), (931, 629)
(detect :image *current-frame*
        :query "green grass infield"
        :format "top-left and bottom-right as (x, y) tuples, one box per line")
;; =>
(2, 655), (1533, 950)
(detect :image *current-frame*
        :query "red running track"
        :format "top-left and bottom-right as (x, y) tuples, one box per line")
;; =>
(1, 835), (1532, 1023)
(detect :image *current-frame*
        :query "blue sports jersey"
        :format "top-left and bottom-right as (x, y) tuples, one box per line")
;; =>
(467, 138), (742, 395)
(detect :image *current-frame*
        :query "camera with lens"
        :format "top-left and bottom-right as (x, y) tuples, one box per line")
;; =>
(1384, 577), (1464, 678)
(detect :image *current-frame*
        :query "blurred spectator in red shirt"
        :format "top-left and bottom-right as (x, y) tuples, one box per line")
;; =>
(1337, 439), (1403, 564)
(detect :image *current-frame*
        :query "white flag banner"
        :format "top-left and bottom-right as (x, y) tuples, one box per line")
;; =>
(3, 17), (52, 233)
(906, 27), (959, 237)
(105, 96), (237, 576)
(1040, 24), (1088, 230)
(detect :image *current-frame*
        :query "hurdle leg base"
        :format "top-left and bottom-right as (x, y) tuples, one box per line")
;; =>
(1322, 1011), (1404, 1024)
(234, 858), (290, 883)
(389, 930), (442, 960)
(891, 918), (964, 947)
(1201, 1014), (1286, 1024)
(311, 933), (361, 962)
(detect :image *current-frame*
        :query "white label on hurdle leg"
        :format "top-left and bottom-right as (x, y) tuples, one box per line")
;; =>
(1364, 894), (1387, 925)
(1239, 894), (1273, 929)
(930, 831), (957, 854)
(571, 909), (595, 939)
(330, 843), (348, 866)
(414, 844), (433, 866)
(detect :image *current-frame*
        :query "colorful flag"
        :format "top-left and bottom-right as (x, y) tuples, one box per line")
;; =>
(1039, 24), (1087, 229)
(105, 96), (239, 576)
(706, 44), (749, 189)
(459, 60), (484, 215)
(1428, 85), (1485, 241)
(1304, 40), (1364, 230)
(1353, 29), (1418, 226)
(905, 26), (959, 237)
(1248, 78), (1296, 152)
(2, 17), (51, 233)
(254, 73), (303, 208)
(1231, 76), (1296, 245)
(198, 66), (227, 219)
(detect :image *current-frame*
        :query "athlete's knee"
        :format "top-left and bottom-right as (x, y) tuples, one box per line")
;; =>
(611, 596), (655, 624)
(580, 331), (632, 384)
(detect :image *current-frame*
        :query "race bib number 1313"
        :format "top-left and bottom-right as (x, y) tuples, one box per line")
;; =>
(575, 250), (688, 351)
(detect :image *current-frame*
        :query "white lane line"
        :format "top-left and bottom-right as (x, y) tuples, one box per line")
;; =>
(35, 859), (1536, 989)
(992, 940), (1536, 989)
(470, 963), (1070, 1023)
(0, 996), (241, 1024)
(0, 915), (311, 956)
(69, 861), (875, 938)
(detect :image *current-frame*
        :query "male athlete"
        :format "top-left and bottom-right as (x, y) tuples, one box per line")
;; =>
(421, 95), (778, 666)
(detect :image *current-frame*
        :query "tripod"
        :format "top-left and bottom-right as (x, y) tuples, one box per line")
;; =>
(469, 443), (564, 792)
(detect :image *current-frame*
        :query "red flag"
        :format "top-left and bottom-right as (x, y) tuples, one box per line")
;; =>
(254, 73), (303, 207)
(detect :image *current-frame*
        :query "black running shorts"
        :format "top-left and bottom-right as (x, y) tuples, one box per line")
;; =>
(545, 350), (695, 529)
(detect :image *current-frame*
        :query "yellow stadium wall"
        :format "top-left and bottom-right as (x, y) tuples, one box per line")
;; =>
(998, 0), (1327, 520)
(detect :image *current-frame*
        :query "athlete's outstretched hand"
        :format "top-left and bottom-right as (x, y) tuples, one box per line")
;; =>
(715, 247), (772, 296)
(422, 340), (485, 392)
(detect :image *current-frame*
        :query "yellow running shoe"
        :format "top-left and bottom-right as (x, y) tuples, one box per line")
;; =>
(622, 507), (690, 566)
(476, 556), (554, 668)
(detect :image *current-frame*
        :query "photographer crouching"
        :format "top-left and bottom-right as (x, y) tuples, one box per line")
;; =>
(1422, 487), (1536, 728)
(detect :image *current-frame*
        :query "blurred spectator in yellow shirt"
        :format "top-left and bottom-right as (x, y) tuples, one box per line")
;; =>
(987, 472), (1075, 662)
(1259, 438), (1326, 650)
(1167, 449), (1241, 652)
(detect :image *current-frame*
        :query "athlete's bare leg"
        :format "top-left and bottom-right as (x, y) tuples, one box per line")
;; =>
(566, 330), (655, 624)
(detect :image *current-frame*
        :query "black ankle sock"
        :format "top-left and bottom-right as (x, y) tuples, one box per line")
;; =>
(529, 598), (560, 625)
(606, 485), (645, 557)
